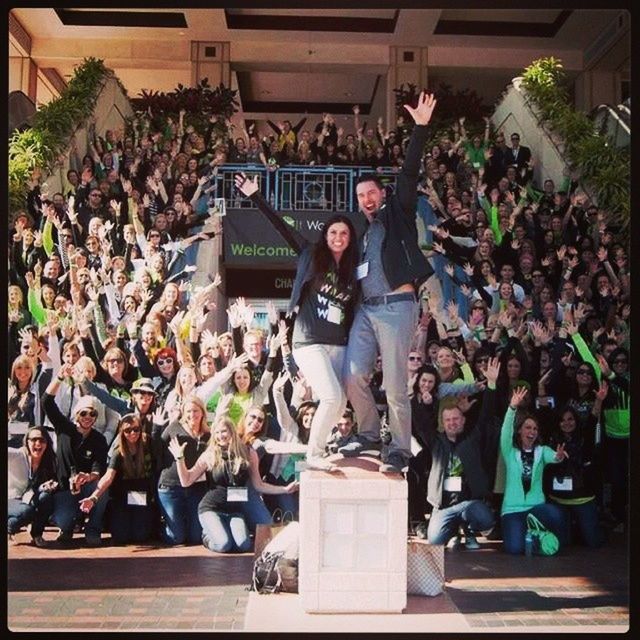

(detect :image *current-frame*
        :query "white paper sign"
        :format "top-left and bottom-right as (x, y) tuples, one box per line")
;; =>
(444, 476), (462, 492)
(327, 303), (342, 324)
(356, 262), (369, 280)
(127, 491), (147, 506)
(552, 476), (573, 491)
(227, 487), (248, 502)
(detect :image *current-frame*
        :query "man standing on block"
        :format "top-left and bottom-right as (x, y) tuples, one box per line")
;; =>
(340, 92), (436, 473)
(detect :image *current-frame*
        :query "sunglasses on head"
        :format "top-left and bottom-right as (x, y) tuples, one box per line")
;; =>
(123, 427), (141, 435)
(78, 409), (98, 418)
(157, 357), (174, 366)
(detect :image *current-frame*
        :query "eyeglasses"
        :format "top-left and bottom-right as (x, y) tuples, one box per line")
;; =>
(248, 414), (265, 423)
(78, 409), (98, 418)
(157, 357), (174, 366)
(123, 427), (141, 435)
(106, 358), (124, 365)
(28, 437), (46, 444)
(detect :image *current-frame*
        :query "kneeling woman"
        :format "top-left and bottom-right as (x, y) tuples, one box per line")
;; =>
(79, 414), (156, 544)
(169, 416), (297, 553)
(500, 387), (568, 554)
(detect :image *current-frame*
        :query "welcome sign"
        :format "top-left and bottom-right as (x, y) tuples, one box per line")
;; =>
(223, 208), (365, 268)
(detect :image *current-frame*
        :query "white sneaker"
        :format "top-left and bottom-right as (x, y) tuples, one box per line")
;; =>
(306, 457), (338, 472)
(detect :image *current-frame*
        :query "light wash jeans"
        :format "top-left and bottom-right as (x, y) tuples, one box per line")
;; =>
(293, 343), (348, 458)
(427, 499), (495, 545)
(199, 510), (251, 553)
(344, 298), (419, 461)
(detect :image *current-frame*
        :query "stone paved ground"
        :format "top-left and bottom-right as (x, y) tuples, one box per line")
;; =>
(7, 529), (629, 632)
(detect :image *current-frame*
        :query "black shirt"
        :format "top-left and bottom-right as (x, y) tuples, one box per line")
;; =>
(292, 269), (354, 348)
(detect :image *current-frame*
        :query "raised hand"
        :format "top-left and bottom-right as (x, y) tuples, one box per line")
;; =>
(168, 436), (187, 461)
(509, 386), (528, 409)
(595, 379), (609, 402)
(555, 442), (569, 461)
(484, 357), (501, 385)
(404, 92), (437, 126)
(444, 263), (455, 278)
(272, 369), (289, 392)
(235, 172), (259, 198)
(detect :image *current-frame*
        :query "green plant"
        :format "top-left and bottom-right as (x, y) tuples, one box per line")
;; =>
(520, 57), (630, 237)
(130, 79), (239, 136)
(9, 57), (112, 213)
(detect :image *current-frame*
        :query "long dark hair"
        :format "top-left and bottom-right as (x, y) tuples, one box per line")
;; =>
(311, 214), (359, 290)
(412, 364), (441, 398)
(22, 426), (58, 484)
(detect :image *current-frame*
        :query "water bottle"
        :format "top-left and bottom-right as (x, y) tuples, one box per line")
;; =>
(524, 530), (534, 557)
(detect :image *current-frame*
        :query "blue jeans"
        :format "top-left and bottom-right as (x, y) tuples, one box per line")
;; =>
(427, 500), (495, 544)
(199, 510), (251, 553)
(109, 498), (154, 544)
(502, 503), (568, 555)
(52, 480), (108, 539)
(238, 484), (273, 533)
(293, 344), (347, 458)
(8, 491), (55, 537)
(157, 483), (207, 545)
(345, 298), (419, 461)
(559, 499), (605, 548)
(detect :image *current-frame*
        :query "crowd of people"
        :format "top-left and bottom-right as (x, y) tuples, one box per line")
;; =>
(8, 88), (629, 559)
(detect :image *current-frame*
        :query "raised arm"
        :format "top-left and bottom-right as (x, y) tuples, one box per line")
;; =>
(396, 92), (437, 216)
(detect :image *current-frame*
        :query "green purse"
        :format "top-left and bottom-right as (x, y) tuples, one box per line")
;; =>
(526, 513), (560, 556)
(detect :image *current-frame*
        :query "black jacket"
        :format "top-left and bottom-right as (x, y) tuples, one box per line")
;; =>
(361, 124), (434, 290)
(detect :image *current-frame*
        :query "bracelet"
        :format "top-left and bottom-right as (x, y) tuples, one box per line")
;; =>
(57, 375), (65, 382)
(174, 456), (184, 461)
(90, 495), (98, 504)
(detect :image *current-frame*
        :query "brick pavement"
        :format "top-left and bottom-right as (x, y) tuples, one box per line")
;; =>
(7, 529), (629, 632)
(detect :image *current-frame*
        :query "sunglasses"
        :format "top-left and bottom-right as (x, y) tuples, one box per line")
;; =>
(123, 427), (142, 435)
(157, 357), (174, 366)
(106, 358), (124, 365)
(576, 369), (592, 375)
(248, 414), (265, 423)
(78, 409), (98, 418)
(28, 437), (46, 444)
(408, 356), (423, 361)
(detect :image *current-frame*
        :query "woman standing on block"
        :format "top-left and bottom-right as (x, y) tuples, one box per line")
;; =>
(234, 172), (359, 471)
(500, 386), (568, 554)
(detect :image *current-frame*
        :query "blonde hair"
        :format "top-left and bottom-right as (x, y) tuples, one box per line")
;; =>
(175, 364), (197, 398)
(11, 355), (36, 388)
(180, 394), (210, 436)
(9, 285), (24, 308)
(236, 406), (266, 445)
(74, 356), (97, 381)
(206, 415), (249, 476)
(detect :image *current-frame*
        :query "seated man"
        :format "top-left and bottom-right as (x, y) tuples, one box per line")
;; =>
(422, 358), (500, 550)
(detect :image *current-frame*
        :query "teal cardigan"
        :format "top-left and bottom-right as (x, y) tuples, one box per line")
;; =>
(500, 407), (559, 516)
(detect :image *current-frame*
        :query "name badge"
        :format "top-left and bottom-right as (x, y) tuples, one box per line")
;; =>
(473, 162), (481, 169)
(294, 459), (308, 481)
(227, 487), (248, 502)
(552, 476), (573, 491)
(127, 491), (147, 506)
(443, 476), (462, 492)
(327, 303), (342, 325)
(356, 262), (369, 280)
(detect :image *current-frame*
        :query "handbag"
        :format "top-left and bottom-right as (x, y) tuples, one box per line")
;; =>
(526, 513), (559, 556)
(251, 522), (300, 594)
(407, 538), (445, 596)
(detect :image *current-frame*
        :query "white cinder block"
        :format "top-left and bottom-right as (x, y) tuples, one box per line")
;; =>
(318, 590), (389, 613)
(318, 572), (388, 592)
(388, 591), (408, 612)
(299, 462), (408, 613)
